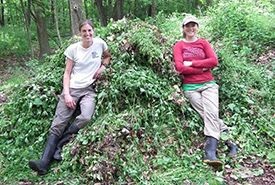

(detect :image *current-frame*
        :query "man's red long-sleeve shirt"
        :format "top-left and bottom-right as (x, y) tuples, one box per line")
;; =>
(173, 39), (218, 84)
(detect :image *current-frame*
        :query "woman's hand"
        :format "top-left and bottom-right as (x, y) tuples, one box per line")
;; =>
(184, 61), (193, 67)
(64, 94), (76, 110)
(184, 60), (209, 71)
(62, 58), (75, 109)
(93, 65), (106, 79)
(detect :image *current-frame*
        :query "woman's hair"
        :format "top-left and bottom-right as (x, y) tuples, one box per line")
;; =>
(78, 20), (94, 31)
(182, 23), (198, 38)
(183, 31), (186, 38)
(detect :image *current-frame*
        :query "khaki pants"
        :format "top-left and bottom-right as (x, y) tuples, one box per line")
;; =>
(49, 85), (96, 137)
(184, 83), (227, 140)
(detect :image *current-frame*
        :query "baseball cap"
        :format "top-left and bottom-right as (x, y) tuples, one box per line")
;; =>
(182, 15), (199, 26)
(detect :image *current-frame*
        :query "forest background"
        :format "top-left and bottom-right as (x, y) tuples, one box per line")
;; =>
(0, 0), (275, 184)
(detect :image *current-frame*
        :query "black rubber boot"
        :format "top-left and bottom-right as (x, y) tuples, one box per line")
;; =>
(225, 140), (238, 157)
(223, 130), (238, 157)
(29, 134), (59, 175)
(53, 123), (79, 161)
(202, 136), (223, 167)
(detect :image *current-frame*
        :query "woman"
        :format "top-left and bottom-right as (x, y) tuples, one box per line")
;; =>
(173, 15), (237, 166)
(29, 20), (111, 175)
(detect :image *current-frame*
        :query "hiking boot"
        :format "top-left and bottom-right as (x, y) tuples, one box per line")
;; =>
(202, 136), (223, 167)
(53, 123), (79, 161)
(29, 134), (59, 175)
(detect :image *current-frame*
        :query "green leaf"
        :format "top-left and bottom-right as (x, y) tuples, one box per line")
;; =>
(33, 98), (43, 106)
(267, 152), (275, 161)
(252, 169), (264, 176)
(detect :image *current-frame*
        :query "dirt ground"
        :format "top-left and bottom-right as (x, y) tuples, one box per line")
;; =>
(224, 157), (275, 184)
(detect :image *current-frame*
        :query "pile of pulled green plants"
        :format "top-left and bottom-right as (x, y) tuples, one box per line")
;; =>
(1, 1), (275, 184)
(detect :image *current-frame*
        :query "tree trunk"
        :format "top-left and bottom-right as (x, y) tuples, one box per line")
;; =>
(151, 0), (155, 18)
(27, 0), (31, 27)
(0, 0), (4, 26)
(113, 0), (124, 21)
(50, 0), (55, 28)
(68, 0), (83, 36)
(108, 0), (112, 19)
(20, 0), (34, 58)
(95, 0), (107, 27)
(34, 5), (51, 60)
(54, 0), (62, 45)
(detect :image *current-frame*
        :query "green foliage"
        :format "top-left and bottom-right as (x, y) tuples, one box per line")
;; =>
(204, 0), (275, 158)
(206, 0), (275, 55)
(0, 37), (81, 183)
(1, 1), (275, 184)
(0, 25), (31, 57)
(147, 12), (183, 41)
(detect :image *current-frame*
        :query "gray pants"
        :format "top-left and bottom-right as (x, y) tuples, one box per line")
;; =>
(49, 85), (96, 137)
(184, 83), (228, 140)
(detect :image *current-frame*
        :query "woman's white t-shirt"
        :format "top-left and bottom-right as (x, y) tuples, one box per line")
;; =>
(64, 38), (108, 89)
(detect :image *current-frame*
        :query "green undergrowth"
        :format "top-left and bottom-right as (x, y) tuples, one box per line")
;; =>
(205, 0), (275, 155)
(1, 1), (275, 184)
(0, 24), (38, 58)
